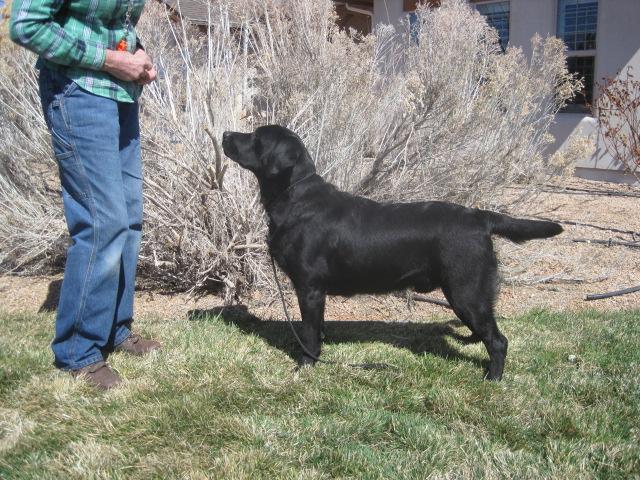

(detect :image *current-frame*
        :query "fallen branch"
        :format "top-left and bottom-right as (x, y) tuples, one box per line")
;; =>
(572, 238), (640, 249)
(394, 292), (452, 309)
(542, 185), (640, 198)
(585, 284), (640, 301)
(508, 274), (609, 286)
(531, 216), (640, 237)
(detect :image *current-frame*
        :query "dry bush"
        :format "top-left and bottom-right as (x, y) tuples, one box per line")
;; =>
(598, 66), (640, 180)
(0, 0), (580, 297)
(0, 37), (67, 272)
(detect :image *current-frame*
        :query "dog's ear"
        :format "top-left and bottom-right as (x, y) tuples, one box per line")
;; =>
(264, 135), (303, 179)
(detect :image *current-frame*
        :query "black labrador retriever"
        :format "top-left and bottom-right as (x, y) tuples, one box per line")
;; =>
(221, 125), (562, 380)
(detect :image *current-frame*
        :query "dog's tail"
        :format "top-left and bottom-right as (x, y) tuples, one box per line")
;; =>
(482, 211), (563, 243)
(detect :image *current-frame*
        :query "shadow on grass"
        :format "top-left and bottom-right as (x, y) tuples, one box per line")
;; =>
(39, 279), (62, 313)
(189, 305), (486, 370)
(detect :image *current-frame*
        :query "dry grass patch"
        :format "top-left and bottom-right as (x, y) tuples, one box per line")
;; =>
(0, 308), (638, 478)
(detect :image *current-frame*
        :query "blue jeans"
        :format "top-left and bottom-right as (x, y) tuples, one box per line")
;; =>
(39, 66), (142, 370)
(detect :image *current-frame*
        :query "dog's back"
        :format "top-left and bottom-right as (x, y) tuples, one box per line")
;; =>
(222, 124), (563, 380)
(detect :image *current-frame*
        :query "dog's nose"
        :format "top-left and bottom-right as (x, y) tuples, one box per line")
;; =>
(222, 131), (231, 141)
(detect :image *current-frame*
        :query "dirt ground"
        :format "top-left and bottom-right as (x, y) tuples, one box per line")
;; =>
(1, 177), (638, 322)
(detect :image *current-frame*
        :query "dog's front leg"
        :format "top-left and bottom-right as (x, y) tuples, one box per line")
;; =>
(295, 286), (326, 367)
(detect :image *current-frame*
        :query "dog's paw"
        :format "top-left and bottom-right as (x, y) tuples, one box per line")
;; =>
(297, 354), (317, 370)
(484, 368), (503, 381)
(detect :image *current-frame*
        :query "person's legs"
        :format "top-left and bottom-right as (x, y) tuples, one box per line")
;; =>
(39, 67), (130, 370)
(110, 100), (142, 348)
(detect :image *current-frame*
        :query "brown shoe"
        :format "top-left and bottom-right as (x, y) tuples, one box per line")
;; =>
(114, 333), (161, 356)
(71, 361), (121, 390)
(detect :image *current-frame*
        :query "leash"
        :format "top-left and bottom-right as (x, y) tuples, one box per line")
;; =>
(270, 256), (396, 371)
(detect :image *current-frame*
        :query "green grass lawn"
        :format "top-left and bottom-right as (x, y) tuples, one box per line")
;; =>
(0, 307), (639, 479)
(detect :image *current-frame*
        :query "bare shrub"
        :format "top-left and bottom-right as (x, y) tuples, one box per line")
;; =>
(133, 1), (269, 295)
(0, 35), (67, 273)
(598, 66), (640, 180)
(0, 0), (580, 296)
(245, 1), (578, 209)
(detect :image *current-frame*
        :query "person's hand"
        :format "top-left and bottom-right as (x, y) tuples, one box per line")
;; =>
(136, 63), (157, 85)
(133, 49), (157, 85)
(102, 49), (153, 82)
(137, 66), (157, 85)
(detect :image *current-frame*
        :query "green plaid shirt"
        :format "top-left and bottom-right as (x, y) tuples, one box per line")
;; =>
(9, 0), (145, 102)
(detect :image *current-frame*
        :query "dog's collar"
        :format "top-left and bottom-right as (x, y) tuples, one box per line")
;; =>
(264, 172), (317, 210)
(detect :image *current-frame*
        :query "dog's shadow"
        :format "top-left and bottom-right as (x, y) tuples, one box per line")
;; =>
(189, 305), (487, 370)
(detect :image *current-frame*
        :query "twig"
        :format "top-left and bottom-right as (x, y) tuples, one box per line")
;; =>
(508, 274), (609, 286)
(572, 238), (640, 249)
(232, 243), (266, 251)
(394, 292), (452, 309)
(204, 89), (227, 190)
(530, 216), (640, 237)
(542, 184), (640, 198)
(585, 284), (640, 301)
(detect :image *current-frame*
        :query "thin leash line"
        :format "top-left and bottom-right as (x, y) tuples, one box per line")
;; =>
(270, 257), (396, 371)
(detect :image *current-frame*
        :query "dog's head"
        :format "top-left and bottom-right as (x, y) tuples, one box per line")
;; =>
(222, 125), (315, 181)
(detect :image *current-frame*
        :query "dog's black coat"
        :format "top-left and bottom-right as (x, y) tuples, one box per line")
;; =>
(222, 125), (563, 380)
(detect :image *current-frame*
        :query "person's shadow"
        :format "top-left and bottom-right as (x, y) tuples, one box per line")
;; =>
(188, 304), (487, 371)
(39, 279), (62, 312)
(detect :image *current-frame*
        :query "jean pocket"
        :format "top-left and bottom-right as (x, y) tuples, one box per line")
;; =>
(49, 123), (73, 152)
(56, 150), (91, 200)
(45, 92), (74, 152)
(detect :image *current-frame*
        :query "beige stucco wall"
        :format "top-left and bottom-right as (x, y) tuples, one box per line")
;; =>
(370, 0), (640, 184)
(509, 0), (639, 184)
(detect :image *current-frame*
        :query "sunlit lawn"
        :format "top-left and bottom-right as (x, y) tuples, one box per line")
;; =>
(1, 307), (639, 478)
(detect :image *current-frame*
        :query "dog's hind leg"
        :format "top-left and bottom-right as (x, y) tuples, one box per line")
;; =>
(441, 252), (508, 380)
(295, 286), (326, 367)
(444, 291), (508, 380)
(464, 307), (506, 381)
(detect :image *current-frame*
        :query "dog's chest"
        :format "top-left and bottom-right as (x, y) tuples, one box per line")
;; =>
(267, 229), (293, 270)
(266, 223), (314, 280)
